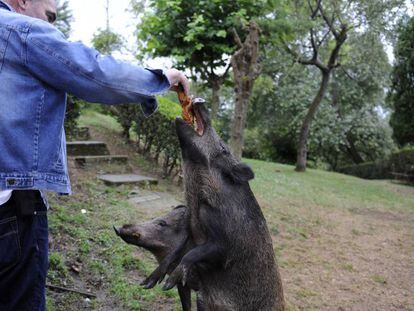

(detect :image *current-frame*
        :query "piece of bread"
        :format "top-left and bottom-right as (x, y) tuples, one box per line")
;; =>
(177, 90), (194, 125)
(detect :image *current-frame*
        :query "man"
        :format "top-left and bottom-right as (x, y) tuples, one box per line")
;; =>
(0, 0), (190, 310)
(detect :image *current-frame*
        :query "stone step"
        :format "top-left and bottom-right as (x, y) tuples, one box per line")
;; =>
(73, 127), (91, 141)
(98, 174), (158, 187)
(128, 193), (162, 204)
(127, 189), (183, 213)
(72, 155), (129, 168)
(67, 141), (110, 156)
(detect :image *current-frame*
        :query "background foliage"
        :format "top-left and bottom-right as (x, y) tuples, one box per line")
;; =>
(389, 17), (414, 147)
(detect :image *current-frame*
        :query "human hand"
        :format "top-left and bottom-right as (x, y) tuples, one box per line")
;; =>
(165, 69), (190, 96)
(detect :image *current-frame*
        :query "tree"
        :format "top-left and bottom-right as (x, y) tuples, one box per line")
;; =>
(279, 0), (404, 171)
(92, 29), (124, 55)
(245, 28), (396, 169)
(56, 0), (72, 37)
(389, 17), (414, 146)
(229, 22), (261, 159)
(135, 0), (274, 120)
(324, 31), (395, 167)
(92, 0), (123, 55)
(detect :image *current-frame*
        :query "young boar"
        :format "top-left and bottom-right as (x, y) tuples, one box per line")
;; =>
(114, 206), (204, 311)
(163, 99), (285, 310)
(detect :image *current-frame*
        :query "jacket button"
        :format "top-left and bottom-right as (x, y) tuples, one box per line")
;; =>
(7, 179), (16, 186)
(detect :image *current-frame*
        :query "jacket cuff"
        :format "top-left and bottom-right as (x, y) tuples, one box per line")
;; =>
(145, 68), (171, 89)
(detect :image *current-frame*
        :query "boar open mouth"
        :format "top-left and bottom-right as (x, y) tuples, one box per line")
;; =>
(182, 98), (206, 136)
(193, 105), (205, 136)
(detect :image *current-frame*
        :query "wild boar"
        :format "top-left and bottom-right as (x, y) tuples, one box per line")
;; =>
(114, 205), (204, 311)
(163, 99), (285, 311)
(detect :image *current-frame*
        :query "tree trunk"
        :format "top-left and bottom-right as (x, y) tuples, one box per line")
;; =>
(331, 72), (364, 165)
(296, 71), (331, 172)
(345, 133), (364, 164)
(230, 92), (250, 160)
(229, 22), (261, 160)
(210, 79), (221, 120)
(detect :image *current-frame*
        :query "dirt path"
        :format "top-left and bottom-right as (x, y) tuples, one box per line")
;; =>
(274, 201), (414, 310)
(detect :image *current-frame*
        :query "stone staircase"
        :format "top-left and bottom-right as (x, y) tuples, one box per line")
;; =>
(67, 127), (158, 188)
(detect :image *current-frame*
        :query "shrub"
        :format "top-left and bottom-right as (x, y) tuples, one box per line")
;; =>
(338, 161), (392, 180)
(388, 146), (414, 176)
(133, 97), (182, 177)
(105, 104), (138, 140)
(64, 95), (83, 140)
(338, 146), (414, 180)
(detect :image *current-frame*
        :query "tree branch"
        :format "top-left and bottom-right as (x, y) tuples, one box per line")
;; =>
(340, 67), (356, 81)
(327, 24), (348, 69)
(282, 39), (328, 72)
(318, 2), (339, 39)
(308, 0), (321, 19)
(231, 28), (243, 49)
(318, 29), (331, 47)
(219, 62), (232, 84)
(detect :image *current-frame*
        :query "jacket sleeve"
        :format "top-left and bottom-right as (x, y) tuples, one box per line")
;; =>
(24, 20), (170, 115)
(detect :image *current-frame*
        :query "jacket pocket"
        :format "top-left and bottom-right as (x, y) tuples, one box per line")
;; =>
(0, 216), (21, 274)
(0, 26), (11, 72)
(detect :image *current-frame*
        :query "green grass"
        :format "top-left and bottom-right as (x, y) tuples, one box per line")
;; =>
(78, 108), (123, 133)
(246, 158), (413, 213)
(372, 275), (387, 284)
(47, 180), (181, 310)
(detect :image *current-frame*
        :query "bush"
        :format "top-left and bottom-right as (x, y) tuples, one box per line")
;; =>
(388, 146), (414, 175)
(64, 95), (83, 140)
(105, 104), (138, 140)
(133, 97), (182, 177)
(338, 161), (392, 180)
(338, 146), (414, 180)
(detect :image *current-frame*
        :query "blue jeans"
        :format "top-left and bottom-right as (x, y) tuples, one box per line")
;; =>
(0, 190), (48, 311)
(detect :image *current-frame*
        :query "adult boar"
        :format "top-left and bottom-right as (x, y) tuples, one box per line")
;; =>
(163, 99), (285, 311)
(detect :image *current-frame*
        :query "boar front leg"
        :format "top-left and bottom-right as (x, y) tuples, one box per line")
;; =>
(177, 283), (192, 311)
(163, 242), (223, 290)
(141, 237), (189, 289)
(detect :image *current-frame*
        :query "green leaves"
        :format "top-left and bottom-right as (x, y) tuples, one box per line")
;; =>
(216, 30), (227, 38)
(184, 14), (206, 42)
(136, 0), (276, 76)
(92, 29), (124, 55)
(389, 17), (414, 146)
(56, 0), (73, 37)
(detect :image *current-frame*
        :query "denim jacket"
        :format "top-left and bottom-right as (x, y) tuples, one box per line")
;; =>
(0, 3), (171, 194)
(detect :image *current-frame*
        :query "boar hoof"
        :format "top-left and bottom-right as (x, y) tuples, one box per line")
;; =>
(140, 265), (169, 289)
(163, 264), (189, 291)
(140, 276), (158, 289)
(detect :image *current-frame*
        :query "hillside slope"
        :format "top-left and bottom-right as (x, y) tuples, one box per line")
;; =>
(46, 111), (414, 310)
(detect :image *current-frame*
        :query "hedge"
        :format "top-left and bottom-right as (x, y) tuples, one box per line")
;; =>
(338, 161), (392, 180)
(64, 95), (83, 141)
(133, 97), (182, 178)
(388, 147), (414, 174)
(338, 147), (414, 181)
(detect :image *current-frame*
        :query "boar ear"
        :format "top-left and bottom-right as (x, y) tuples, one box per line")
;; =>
(229, 163), (255, 183)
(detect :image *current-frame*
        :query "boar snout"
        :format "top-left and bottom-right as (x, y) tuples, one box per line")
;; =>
(115, 224), (142, 246)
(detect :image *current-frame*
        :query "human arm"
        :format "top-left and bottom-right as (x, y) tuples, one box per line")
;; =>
(24, 20), (180, 112)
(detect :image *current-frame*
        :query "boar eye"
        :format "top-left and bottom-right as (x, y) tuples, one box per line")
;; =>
(220, 143), (230, 155)
(158, 220), (167, 227)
